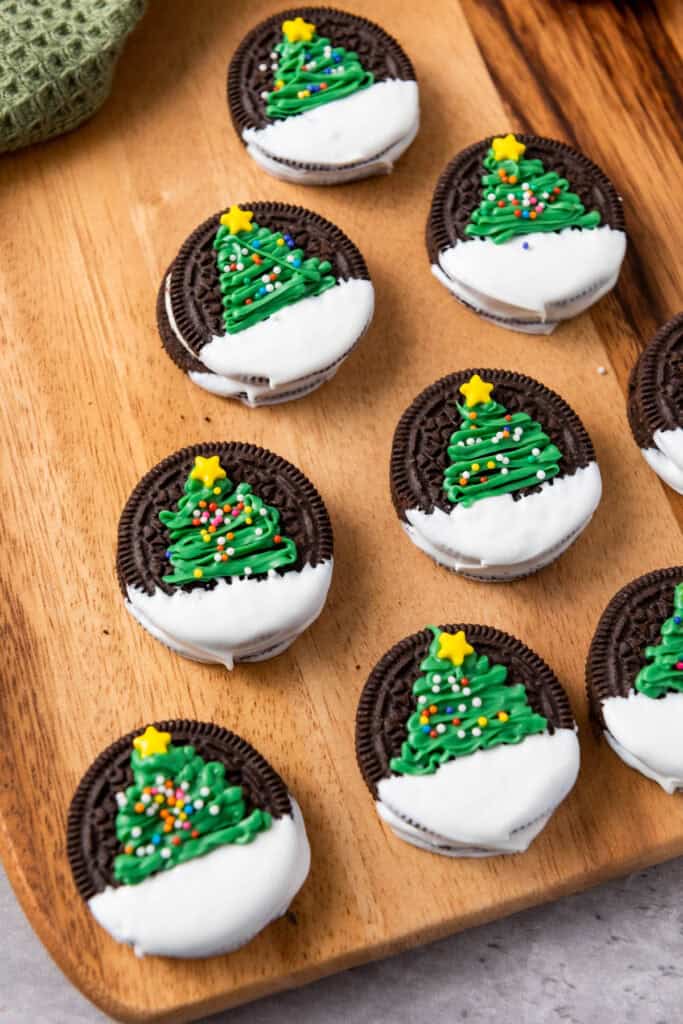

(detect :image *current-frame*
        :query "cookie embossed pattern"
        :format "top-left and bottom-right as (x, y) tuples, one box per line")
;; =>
(228, 8), (419, 184)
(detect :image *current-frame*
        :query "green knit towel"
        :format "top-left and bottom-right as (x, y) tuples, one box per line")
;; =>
(0, 0), (146, 153)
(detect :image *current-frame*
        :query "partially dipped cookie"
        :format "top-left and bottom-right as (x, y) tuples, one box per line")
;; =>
(427, 133), (626, 334)
(356, 626), (579, 856)
(587, 567), (683, 793)
(627, 312), (683, 493)
(68, 721), (310, 958)
(117, 443), (333, 668)
(391, 370), (602, 580)
(228, 9), (419, 184)
(158, 203), (374, 406)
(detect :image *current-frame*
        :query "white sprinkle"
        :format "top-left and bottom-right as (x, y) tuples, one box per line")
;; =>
(472, 697), (482, 707)
(265, 283), (274, 292)
(255, 527), (263, 536)
(136, 847), (146, 857)
(260, 508), (267, 515)
(462, 471), (470, 480)
(537, 470), (546, 480)
(462, 687), (471, 696)
(418, 695), (427, 705)
(261, 91), (269, 100)
(457, 730), (466, 739)
(501, 468), (509, 475)
(131, 826), (142, 838)
(217, 537), (226, 546)
(268, 569), (277, 578)
(214, 553), (222, 562)
(241, 248), (248, 255)
(433, 674), (441, 683)
(181, 781), (190, 791)
(155, 775), (165, 785)
(194, 799), (204, 809)
(227, 547), (235, 556)
(436, 723), (446, 735)
(487, 192), (496, 201)
(146, 807), (156, 816)
(236, 262), (244, 271)
(532, 447), (540, 456)
(432, 685), (441, 694)
(258, 62), (267, 71)
(275, 282), (281, 288)
(447, 676), (455, 684)
(451, 684), (460, 693)
(466, 438), (475, 446)
(115, 792), (127, 808)
(200, 787), (210, 797)
(160, 848), (171, 859)
(209, 805), (220, 816)
(244, 566), (253, 576)
(146, 844), (156, 855)
(597, 366), (607, 375)
(472, 727), (482, 737)
(458, 703), (467, 713)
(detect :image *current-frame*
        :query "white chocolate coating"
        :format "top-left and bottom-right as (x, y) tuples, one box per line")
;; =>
(640, 427), (683, 494)
(376, 729), (579, 856)
(125, 561), (333, 669)
(403, 463), (601, 579)
(243, 79), (419, 181)
(164, 274), (374, 406)
(89, 799), (310, 958)
(433, 226), (626, 334)
(602, 691), (683, 794)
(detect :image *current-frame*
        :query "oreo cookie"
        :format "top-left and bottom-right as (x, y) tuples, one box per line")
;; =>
(356, 624), (579, 856)
(390, 369), (601, 580)
(427, 133), (626, 334)
(158, 202), (374, 406)
(117, 442), (333, 667)
(586, 567), (683, 793)
(627, 312), (683, 493)
(227, 8), (419, 184)
(67, 720), (310, 958)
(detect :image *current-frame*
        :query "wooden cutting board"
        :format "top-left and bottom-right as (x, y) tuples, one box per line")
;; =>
(1, 1), (682, 1020)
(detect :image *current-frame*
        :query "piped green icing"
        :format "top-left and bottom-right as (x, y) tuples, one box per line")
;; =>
(160, 455), (297, 586)
(266, 27), (373, 120)
(114, 734), (271, 886)
(214, 216), (336, 334)
(465, 135), (601, 245)
(442, 377), (562, 508)
(634, 583), (683, 699)
(389, 627), (548, 776)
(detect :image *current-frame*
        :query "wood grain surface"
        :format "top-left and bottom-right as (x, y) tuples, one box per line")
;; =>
(1, 1), (682, 1021)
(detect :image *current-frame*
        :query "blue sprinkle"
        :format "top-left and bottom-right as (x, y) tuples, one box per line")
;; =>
(675, 616), (682, 625)
(333, 53), (341, 62)
(324, 68), (331, 74)
(522, 210), (530, 218)
(184, 804), (193, 814)
(293, 258), (301, 267)
(258, 286), (266, 295)
(165, 549), (172, 559)
(287, 239), (295, 249)
(152, 834), (161, 845)
(522, 241), (530, 250)
(252, 239), (261, 248)
(446, 706), (453, 714)
(311, 84), (319, 93)
(422, 725), (431, 734)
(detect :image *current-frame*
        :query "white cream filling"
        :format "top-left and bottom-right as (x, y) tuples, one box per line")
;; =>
(125, 561), (333, 669)
(433, 226), (626, 329)
(164, 274), (374, 404)
(602, 691), (683, 794)
(377, 729), (579, 855)
(89, 799), (310, 958)
(403, 464), (601, 575)
(640, 427), (683, 494)
(243, 79), (419, 170)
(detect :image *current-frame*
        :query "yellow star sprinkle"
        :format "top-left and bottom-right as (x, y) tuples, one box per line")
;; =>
(220, 205), (254, 236)
(282, 16), (316, 43)
(190, 455), (227, 488)
(459, 373), (494, 408)
(133, 726), (171, 759)
(491, 133), (526, 163)
(437, 630), (474, 667)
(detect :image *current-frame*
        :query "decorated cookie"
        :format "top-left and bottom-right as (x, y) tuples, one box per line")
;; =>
(356, 625), (579, 856)
(158, 203), (374, 406)
(627, 312), (683, 493)
(391, 370), (602, 580)
(228, 8), (419, 184)
(117, 443), (333, 667)
(586, 567), (683, 793)
(427, 133), (626, 334)
(68, 721), (310, 957)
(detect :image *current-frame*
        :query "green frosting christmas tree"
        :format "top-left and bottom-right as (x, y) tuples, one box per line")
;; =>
(160, 454), (297, 586)
(114, 726), (271, 886)
(635, 583), (683, 699)
(442, 373), (562, 509)
(466, 133), (601, 244)
(390, 627), (548, 776)
(266, 16), (373, 120)
(215, 205), (336, 334)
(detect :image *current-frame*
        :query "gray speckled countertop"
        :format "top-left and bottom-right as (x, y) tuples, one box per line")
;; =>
(2, 858), (682, 1024)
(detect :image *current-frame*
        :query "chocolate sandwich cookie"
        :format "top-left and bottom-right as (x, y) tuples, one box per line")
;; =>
(356, 625), (579, 856)
(587, 567), (683, 793)
(228, 8), (419, 184)
(117, 442), (333, 668)
(391, 369), (601, 580)
(627, 312), (683, 493)
(68, 720), (310, 958)
(427, 132), (626, 334)
(158, 203), (374, 406)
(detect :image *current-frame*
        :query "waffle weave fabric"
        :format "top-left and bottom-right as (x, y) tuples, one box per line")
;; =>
(0, 0), (146, 153)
